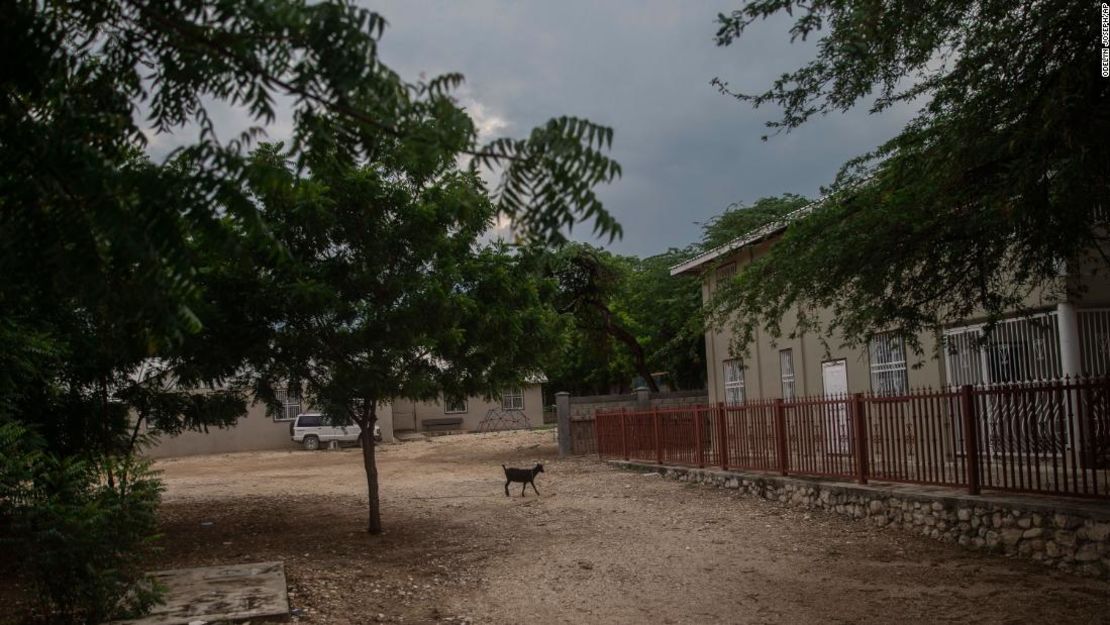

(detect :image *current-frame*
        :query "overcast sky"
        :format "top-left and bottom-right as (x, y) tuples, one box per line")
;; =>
(150, 2), (918, 257)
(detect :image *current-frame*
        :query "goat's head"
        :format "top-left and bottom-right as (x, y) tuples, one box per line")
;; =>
(534, 462), (545, 473)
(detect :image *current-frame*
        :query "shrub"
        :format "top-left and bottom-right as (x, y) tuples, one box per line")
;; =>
(0, 421), (164, 624)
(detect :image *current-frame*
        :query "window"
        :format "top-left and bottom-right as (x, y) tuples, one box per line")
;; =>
(296, 414), (321, 428)
(869, 332), (909, 395)
(501, 387), (524, 410)
(779, 349), (796, 400)
(444, 396), (468, 414)
(274, 387), (301, 422)
(714, 263), (737, 293)
(723, 359), (745, 404)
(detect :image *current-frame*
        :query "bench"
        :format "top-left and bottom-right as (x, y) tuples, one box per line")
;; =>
(421, 417), (464, 431)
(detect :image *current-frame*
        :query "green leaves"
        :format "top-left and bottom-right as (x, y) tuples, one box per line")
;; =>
(709, 1), (1109, 352)
(0, 421), (164, 624)
(473, 117), (622, 245)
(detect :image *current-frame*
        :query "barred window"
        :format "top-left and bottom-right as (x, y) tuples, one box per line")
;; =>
(869, 333), (909, 395)
(779, 349), (796, 400)
(501, 387), (524, 410)
(444, 397), (468, 414)
(274, 387), (301, 422)
(723, 359), (745, 404)
(714, 262), (737, 293)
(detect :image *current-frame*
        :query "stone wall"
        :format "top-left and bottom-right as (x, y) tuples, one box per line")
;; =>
(610, 460), (1110, 578)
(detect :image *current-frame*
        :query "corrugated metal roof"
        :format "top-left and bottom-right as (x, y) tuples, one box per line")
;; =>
(668, 194), (830, 276)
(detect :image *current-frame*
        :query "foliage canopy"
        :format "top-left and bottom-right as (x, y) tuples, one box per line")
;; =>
(709, 1), (1109, 350)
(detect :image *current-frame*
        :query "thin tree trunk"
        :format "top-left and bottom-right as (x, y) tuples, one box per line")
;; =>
(358, 400), (382, 534)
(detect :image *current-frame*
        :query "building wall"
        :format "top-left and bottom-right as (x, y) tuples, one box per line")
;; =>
(699, 237), (1081, 402)
(144, 401), (395, 459)
(390, 384), (545, 432)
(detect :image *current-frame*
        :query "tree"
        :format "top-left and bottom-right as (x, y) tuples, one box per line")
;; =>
(698, 193), (811, 251)
(550, 245), (662, 392)
(547, 244), (706, 394)
(241, 146), (561, 534)
(709, 1), (1109, 351)
(1, 0), (620, 453)
(622, 250), (707, 391)
(2, 1), (619, 615)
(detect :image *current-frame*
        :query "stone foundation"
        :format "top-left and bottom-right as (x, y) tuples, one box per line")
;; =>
(609, 460), (1110, 578)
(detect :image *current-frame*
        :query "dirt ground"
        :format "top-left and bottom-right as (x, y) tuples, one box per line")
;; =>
(145, 430), (1109, 624)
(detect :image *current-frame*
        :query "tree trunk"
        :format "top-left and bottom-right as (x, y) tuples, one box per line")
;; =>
(599, 308), (661, 393)
(358, 401), (382, 534)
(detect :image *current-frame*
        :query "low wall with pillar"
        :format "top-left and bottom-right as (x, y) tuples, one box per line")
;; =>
(557, 388), (708, 456)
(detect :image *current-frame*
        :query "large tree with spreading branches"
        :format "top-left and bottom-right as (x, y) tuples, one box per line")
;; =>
(1, 1), (619, 617)
(707, 1), (1109, 352)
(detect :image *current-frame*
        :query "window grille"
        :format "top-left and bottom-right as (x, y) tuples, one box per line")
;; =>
(869, 332), (909, 395)
(274, 388), (301, 422)
(779, 349), (796, 400)
(943, 313), (1062, 386)
(723, 359), (745, 404)
(1078, 309), (1110, 376)
(444, 397), (468, 414)
(501, 388), (524, 410)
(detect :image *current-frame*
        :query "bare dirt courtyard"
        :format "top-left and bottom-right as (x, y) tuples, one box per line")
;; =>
(151, 430), (1110, 625)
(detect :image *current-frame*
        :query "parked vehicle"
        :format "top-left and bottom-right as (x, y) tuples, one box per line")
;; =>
(290, 412), (381, 450)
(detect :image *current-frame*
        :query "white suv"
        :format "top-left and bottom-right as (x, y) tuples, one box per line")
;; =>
(290, 413), (381, 450)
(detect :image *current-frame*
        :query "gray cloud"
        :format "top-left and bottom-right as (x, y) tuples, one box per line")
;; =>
(369, 1), (915, 256)
(145, 2), (917, 257)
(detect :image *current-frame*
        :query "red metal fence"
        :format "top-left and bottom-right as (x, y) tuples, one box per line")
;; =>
(595, 378), (1110, 499)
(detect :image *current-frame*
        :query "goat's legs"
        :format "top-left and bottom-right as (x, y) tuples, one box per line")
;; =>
(521, 482), (527, 497)
(529, 480), (540, 495)
(504, 480), (510, 496)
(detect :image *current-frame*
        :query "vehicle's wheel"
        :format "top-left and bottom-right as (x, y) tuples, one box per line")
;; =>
(303, 436), (320, 451)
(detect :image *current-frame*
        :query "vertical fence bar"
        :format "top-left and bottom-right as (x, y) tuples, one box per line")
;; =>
(961, 385), (981, 495)
(695, 406), (705, 468)
(853, 393), (869, 484)
(717, 403), (730, 470)
(593, 412), (602, 459)
(653, 407), (662, 465)
(774, 398), (788, 476)
(620, 408), (629, 461)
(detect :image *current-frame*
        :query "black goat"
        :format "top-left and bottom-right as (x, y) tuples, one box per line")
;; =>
(502, 463), (544, 497)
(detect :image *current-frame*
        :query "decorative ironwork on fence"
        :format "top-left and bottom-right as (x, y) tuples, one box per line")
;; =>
(594, 377), (1110, 499)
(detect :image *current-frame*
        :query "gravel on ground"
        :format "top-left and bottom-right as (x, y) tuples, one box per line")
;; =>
(145, 429), (1109, 625)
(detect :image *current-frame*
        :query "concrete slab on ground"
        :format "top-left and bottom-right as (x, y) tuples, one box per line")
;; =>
(113, 561), (288, 625)
(394, 431), (427, 442)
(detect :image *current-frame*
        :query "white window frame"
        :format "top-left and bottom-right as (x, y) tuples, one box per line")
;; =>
(444, 397), (468, 414)
(869, 332), (909, 396)
(273, 387), (301, 422)
(779, 349), (796, 400)
(501, 387), (524, 411)
(723, 359), (745, 405)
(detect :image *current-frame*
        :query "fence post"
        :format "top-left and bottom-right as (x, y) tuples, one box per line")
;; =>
(774, 398), (788, 476)
(852, 393), (868, 485)
(716, 402), (730, 470)
(635, 386), (651, 411)
(960, 385), (981, 495)
(620, 407), (629, 461)
(556, 392), (572, 457)
(694, 406), (705, 468)
(593, 411), (601, 459)
(653, 406), (662, 464)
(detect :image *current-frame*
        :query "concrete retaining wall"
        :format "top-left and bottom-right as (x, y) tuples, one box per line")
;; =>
(609, 460), (1110, 578)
